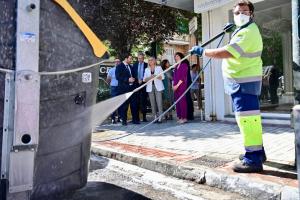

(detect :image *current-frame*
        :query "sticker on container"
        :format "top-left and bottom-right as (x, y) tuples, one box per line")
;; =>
(82, 72), (92, 83)
(20, 32), (36, 43)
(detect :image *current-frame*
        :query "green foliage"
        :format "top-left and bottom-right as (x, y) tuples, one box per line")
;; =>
(261, 32), (283, 74)
(176, 17), (189, 34)
(81, 0), (187, 59)
(178, 11), (202, 41)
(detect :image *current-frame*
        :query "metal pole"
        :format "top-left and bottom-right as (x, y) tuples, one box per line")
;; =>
(5, 1), (41, 199)
(1, 73), (15, 200)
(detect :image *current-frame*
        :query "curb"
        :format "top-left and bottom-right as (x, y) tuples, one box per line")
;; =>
(91, 144), (298, 200)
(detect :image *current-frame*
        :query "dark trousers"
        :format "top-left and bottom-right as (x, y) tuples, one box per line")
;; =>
(110, 86), (120, 120)
(269, 85), (278, 104)
(136, 86), (147, 120)
(120, 91), (139, 123)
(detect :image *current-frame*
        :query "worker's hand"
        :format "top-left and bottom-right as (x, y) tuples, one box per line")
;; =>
(189, 46), (204, 57)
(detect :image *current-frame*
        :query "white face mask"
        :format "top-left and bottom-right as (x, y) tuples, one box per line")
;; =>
(234, 13), (250, 27)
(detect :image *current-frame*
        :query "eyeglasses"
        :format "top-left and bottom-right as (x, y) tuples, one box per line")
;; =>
(233, 10), (251, 15)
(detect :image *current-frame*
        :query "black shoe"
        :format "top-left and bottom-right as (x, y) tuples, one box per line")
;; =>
(239, 153), (267, 163)
(143, 118), (148, 122)
(233, 161), (263, 173)
(122, 121), (127, 126)
(132, 121), (140, 124)
(111, 119), (116, 124)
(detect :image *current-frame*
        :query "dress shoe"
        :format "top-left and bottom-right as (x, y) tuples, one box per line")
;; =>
(122, 121), (127, 126)
(132, 121), (140, 124)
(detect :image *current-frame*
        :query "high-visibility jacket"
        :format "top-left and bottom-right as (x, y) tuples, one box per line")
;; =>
(222, 22), (263, 95)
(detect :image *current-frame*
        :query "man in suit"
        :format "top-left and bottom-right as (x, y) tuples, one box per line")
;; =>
(115, 54), (139, 125)
(133, 52), (148, 122)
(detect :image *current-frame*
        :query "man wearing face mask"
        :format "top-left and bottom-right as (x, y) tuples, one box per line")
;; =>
(190, 0), (265, 173)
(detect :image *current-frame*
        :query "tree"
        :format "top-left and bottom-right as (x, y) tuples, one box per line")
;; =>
(81, 0), (187, 59)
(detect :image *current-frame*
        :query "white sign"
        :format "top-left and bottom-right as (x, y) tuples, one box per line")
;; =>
(82, 72), (92, 83)
(194, 0), (232, 13)
(189, 17), (198, 34)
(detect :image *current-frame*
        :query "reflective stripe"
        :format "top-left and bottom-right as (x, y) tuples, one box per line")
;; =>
(225, 76), (262, 83)
(235, 110), (260, 116)
(245, 145), (263, 152)
(230, 43), (262, 58)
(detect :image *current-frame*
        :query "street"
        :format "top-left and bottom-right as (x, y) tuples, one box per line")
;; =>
(45, 156), (249, 200)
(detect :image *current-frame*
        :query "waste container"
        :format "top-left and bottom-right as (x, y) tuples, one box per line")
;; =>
(0, 1), (101, 199)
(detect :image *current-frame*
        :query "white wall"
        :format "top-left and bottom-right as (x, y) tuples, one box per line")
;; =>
(202, 2), (234, 121)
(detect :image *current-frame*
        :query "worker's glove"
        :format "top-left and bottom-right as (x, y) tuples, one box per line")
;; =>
(223, 23), (236, 33)
(189, 46), (204, 57)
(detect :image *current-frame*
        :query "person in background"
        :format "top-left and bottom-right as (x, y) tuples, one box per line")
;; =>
(173, 52), (189, 124)
(143, 56), (165, 123)
(106, 58), (121, 124)
(115, 54), (139, 125)
(185, 55), (194, 121)
(161, 59), (173, 120)
(266, 65), (279, 104)
(190, 64), (200, 101)
(133, 52), (148, 122)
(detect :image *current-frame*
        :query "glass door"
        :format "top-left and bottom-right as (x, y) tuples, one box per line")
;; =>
(254, 0), (294, 114)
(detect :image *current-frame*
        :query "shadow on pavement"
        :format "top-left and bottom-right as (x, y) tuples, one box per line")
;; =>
(42, 181), (151, 200)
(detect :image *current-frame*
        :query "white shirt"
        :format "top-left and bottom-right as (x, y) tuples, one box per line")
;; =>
(143, 66), (165, 92)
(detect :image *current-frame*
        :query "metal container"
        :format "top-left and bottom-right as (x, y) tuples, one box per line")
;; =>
(1, 1), (100, 199)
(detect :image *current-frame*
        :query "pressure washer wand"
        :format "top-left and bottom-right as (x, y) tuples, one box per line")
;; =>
(200, 23), (235, 48)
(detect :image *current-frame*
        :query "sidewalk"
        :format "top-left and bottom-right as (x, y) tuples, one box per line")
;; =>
(91, 118), (298, 199)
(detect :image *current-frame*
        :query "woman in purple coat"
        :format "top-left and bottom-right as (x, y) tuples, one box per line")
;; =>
(173, 52), (189, 124)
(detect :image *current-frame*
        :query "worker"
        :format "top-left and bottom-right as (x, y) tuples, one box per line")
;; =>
(190, 0), (266, 173)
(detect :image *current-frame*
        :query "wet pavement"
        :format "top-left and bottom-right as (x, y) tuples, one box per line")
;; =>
(91, 116), (298, 199)
(44, 156), (249, 200)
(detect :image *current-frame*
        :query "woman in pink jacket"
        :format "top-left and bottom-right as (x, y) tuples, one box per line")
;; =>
(173, 52), (188, 124)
